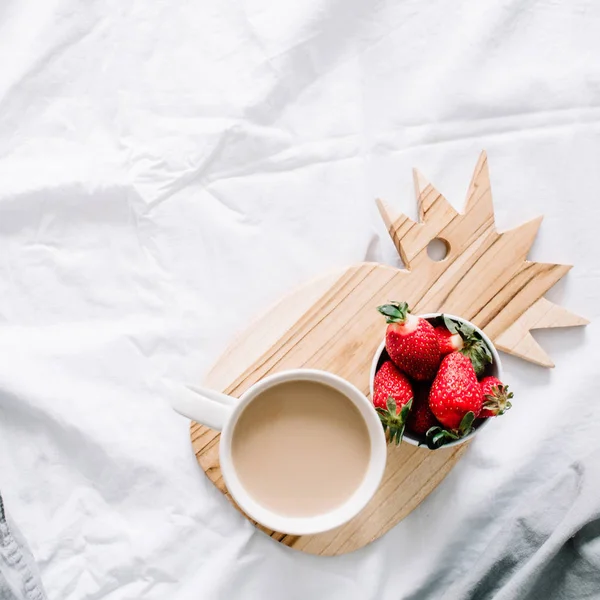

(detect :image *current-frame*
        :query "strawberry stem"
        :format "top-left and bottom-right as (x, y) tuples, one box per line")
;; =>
(425, 427), (459, 449)
(441, 314), (493, 377)
(376, 396), (413, 445)
(458, 411), (475, 435)
(377, 301), (411, 324)
(424, 411), (476, 449)
(483, 384), (514, 415)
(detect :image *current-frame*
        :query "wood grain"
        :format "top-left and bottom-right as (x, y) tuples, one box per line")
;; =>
(190, 151), (588, 555)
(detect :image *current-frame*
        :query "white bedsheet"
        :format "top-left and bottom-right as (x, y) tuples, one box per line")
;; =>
(0, 1), (599, 598)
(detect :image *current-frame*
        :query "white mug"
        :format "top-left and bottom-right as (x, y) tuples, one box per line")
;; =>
(173, 369), (387, 536)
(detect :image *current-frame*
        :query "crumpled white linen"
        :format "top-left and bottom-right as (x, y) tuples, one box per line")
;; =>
(0, 0), (599, 598)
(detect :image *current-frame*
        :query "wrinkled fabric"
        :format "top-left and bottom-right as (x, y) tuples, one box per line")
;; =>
(440, 450), (600, 600)
(0, 0), (599, 598)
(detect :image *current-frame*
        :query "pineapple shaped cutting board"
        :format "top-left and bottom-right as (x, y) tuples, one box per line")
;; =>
(190, 151), (587, 555)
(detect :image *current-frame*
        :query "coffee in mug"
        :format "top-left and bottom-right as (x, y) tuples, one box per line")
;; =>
(231, 380), (371, 517)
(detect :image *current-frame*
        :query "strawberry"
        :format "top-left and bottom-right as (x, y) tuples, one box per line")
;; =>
(377, 302), (441, 381)
(373, 361), (414, 444)
(479, 376), (513, 417)
(428, 352), (483, 430)
(406, 383), (439, 436)
(436, 315), (493, 376)
(435, 326), (463, 355)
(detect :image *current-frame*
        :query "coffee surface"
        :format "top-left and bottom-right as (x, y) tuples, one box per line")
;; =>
(231, 380), (371, 517)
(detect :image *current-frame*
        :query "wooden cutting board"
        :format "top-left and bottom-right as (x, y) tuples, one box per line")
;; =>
(190, 152), (587, 556)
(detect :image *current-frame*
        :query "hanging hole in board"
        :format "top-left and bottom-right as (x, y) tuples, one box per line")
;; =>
(427, 238), (450, 261)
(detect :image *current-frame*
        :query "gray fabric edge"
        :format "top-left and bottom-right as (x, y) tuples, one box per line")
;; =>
(0, 494), (47, 600)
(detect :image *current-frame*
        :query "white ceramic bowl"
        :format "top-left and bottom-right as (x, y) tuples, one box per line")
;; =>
(370, 313), (503, 449)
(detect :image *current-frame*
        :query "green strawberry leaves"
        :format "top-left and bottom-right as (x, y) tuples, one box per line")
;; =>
(376, 396), (413, 445)
(425, 428), (458, 449)
(424, 411), (476, 450)
(441, 314), (493, 377)
(377, 302), (411, 324)
(466, 344), (493, 378)
(459, 411), (475, 434)
(442, 314), (460, 334)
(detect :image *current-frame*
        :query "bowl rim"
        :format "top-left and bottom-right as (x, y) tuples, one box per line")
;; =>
(370, 312), (503, 449)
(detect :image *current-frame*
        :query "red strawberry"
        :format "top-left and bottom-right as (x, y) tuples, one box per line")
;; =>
(435, 326), (464, 355)
(428, 352), (483, 430)
(479, 376), (513, 417)
(377, 302), (441, 381)
(406, 383), (439, 435)
(373, 361), (414, 444)
(436, 315), (493, 376)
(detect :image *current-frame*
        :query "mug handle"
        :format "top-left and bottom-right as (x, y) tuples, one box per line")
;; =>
(171, 383), (237, 431)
